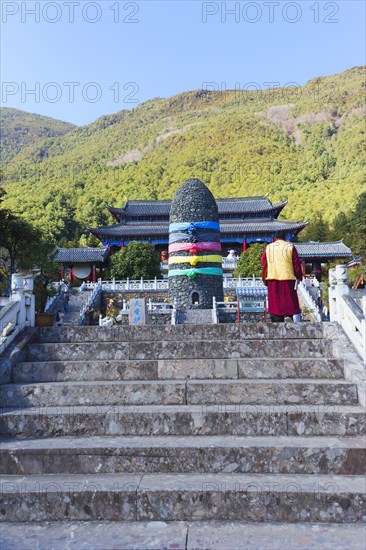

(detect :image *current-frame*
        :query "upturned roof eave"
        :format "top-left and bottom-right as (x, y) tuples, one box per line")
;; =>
(102, 197), (290, 217)
(87, 220), (309, 238)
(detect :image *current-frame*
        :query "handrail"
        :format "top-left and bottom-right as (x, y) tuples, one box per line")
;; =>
(44, 281), (67, 312)
(297, 281), (322, 322)
(83, 277), (264, 292)
(0, 274), (35, 355)
(79, 281), (102, 325)
(329, 265), (366, 364)
(171, 299), (178, 325)
(0, 301), (22, 355)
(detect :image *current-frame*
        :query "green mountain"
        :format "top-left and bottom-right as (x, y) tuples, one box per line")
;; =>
(0, 108), (76, 165)
(1, 67), (365, 246)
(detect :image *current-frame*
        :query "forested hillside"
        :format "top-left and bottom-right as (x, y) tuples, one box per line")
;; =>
(0, 108), (76, 165)
(0, 66), (365, 247)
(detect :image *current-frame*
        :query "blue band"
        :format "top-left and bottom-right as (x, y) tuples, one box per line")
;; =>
(169, 221), (220, 234)
(169, 231), (221, 244)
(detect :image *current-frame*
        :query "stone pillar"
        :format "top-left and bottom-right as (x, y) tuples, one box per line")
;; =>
(335, 265), (349, 322)
(11, 274), (26, 327)
(168, 178), (224, 309)
(329, 265), (349, 323)
(23, 275), (35, 327)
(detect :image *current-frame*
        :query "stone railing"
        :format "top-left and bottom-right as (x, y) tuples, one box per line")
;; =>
(85, 278), (168, 291)
(0, 274), (35, 356)
(44, 281), (68, 313)
(297, 280), (322, 323)
(79, 281), (102, 325)
(213, 298), (239, 324)
(329, 265), (366, 364)
(84, 276), (264, 292)
(171, 300), (179, 325)
(162, 258), (238, 271)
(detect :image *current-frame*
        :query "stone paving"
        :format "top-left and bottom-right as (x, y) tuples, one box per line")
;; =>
(0, 323), (365, 549)
(61, 289), (92, 326)
(2, 521), (365, 550)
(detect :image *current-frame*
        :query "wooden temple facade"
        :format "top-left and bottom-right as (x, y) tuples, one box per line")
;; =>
(87, 197), (308, 253)
(53, 196), (353, 281)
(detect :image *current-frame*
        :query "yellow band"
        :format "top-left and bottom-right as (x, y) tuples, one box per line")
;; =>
(168, 254), (222, 266)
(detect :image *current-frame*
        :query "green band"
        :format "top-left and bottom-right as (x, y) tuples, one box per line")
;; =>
(168, 267), (223, 279)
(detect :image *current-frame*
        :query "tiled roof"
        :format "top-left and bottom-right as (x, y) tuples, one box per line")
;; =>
(87, 219), (308, 237)
(221, 220), (308, 233)
(218, 198), (287, 214)
(106, 197), (288, 217)
(53, 247), (109, 263)
(87, 223), (170, 237)
(107, 201), (171, 217)
(295, 241), (352, 259)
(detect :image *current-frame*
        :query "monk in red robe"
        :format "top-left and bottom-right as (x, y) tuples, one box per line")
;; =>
(261, 235), (303, 322)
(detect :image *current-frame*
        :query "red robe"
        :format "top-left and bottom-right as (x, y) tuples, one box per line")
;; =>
(261, 245), (302, 316)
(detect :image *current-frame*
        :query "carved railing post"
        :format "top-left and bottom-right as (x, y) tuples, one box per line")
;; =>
(23, 275), (35, 327)
(329, 265), (348, 323)
(328, 267), (337, 322)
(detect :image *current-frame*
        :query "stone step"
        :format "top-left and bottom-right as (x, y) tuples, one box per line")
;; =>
(186, 379), (358, 406)
(38, 322), (327, 344)
(1, 404), (364, 439)
(1, 435), (365, 475)
(1, 520), (365, 550)
(0, 379), (357, 408)
(12, 358), (344, 383)
(1, 472), (364, 523)
(26, 338), (333, 362)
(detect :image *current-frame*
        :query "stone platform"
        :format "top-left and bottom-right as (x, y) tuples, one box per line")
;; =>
(0, 322), (365, 548)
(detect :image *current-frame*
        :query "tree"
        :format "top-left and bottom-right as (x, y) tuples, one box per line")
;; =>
(300, 213), (330, 242)
(330, 211), (350, 242)
(233, 243), (266, 278)
(0, 207), (44, 274)
(349, 192), (366, 260)
(107, 242), (162, 280)
(0, 193), (57, 296)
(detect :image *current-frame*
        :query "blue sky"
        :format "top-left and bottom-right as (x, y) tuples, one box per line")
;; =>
(1, 0), (365, 125)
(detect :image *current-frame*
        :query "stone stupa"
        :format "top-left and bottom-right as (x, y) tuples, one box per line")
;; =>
(168, 178), (224, 316)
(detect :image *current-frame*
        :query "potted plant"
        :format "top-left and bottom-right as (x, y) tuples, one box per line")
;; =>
(34, 273), (58, 327)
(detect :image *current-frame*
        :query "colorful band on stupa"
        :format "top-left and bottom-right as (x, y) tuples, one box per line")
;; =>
(169, 221), (220, 233)
(168, 242), (222, 254)
(169, 267), (223, 278)
(168, 255), (223, 266)
(168, 221), (223, 278)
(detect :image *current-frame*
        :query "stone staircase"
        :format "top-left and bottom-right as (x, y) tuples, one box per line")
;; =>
(0, 323), (365, 549)
(62, 289), (93, 326)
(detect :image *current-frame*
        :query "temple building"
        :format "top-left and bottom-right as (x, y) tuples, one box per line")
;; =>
(87, 197), (308, 255)
(52, 196), (353, 281)
(53, 247), (109, 283)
